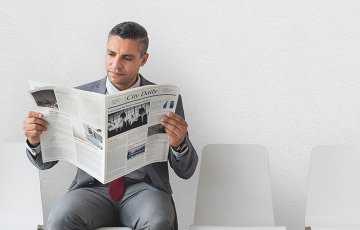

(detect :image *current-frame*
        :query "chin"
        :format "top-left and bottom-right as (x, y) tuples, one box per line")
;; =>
(109, 77), (124, 85)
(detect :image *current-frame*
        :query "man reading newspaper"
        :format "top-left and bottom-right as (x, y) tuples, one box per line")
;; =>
(23, 21), (198, 230)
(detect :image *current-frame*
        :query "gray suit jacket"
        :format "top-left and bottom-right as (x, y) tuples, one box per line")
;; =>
(26, 75), (198, 194)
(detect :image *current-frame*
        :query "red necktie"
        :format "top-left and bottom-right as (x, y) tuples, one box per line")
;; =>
(108, 176), (124, 201)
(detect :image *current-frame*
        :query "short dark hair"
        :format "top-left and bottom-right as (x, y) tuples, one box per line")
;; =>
(109, 21), (149, 56)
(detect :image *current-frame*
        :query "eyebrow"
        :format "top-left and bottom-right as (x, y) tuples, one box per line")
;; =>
(123, 54), (135, 57)
(106, 49), (136, 58)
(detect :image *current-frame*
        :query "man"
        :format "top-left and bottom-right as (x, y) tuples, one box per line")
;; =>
(23, 21), (198, 230)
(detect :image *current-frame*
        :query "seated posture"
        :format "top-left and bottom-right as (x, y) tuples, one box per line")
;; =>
(23, 21), (198, 230)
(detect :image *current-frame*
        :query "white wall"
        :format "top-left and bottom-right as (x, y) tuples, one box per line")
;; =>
(2, 1), (360, 229)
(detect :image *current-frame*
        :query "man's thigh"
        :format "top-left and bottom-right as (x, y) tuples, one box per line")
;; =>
(47, 186), (118, 230)
(119, 182), (175, 229)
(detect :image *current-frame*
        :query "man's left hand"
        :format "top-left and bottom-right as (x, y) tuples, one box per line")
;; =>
(161, 112), (187, 148)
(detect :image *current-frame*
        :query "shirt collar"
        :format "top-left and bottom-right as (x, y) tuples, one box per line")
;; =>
(106, 74), (141, 95)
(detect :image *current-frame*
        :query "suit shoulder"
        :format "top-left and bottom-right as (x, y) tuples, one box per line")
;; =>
(140, 75), (156, 86)
(75, 77), (106, 92)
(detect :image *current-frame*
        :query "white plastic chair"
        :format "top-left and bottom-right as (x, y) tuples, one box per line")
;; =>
(305, 145), (360, 230)
(0, 142), (43, 229)
(190, 144), (285, 230)
(0, 142), (129, 230)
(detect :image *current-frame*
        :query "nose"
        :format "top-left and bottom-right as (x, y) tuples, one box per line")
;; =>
(112, 57), (123, 70)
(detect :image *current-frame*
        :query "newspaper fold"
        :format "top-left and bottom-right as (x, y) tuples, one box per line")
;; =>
(29, 82), (179, 184)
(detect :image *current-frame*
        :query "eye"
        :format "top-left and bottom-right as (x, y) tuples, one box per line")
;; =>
(123, 56), (134, 61)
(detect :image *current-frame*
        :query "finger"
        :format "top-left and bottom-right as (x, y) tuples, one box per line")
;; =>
(161, 118), (187, 137)
(161, 115), (187, 130)
(164, 127), (185, 147)
(27, 111), (43, 119)
(25, 117), (48, 127)
(162, 122), (182, 137)
(24, 129), (44, 137)
(165, 112), (188, 126)
(163, 122), (187, 144)
(164, 127), (180, 138)
(25, 123), (48, 132)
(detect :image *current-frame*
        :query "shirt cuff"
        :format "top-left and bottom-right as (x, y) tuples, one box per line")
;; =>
(171, 142), (189, 159)
(26, 140), (41, 157)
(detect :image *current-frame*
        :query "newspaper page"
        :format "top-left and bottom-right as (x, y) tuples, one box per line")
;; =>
(29, 82), (179, 183)
(104, 85), (179, 183)
(29, 84), (106, 180)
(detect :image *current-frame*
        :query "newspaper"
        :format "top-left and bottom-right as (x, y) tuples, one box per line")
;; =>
(29, 81), (179, 184)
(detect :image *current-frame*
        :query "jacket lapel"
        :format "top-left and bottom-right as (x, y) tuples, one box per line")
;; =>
(139, 74), (155, 86)
(93, 77), (107, 95)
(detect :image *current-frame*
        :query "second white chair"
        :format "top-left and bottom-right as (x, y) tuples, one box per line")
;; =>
(0, 142), (43, 230)
(305, 145), (360, 230)
(190, 144), (285, 230)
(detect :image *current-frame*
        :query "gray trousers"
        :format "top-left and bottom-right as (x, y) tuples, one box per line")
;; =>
(47, 182), (175, 230)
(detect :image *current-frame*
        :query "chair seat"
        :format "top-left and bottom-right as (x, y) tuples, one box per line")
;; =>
(0, 224), (42, 230)
(190, 226), (286, 230)
(308, 228), (360, 230)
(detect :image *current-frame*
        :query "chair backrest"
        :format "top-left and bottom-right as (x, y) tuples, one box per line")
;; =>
(193, 144), (275, 226)
(0, 142), (43, 229)
(305, 145), (360, 228)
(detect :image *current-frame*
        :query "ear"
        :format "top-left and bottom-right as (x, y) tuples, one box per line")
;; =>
(141, 53), (149, 66)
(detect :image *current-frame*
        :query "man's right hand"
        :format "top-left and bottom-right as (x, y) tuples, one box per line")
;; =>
(23, 111), (48, 147)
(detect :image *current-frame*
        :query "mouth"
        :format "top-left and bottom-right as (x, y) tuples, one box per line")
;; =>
(109, 71), (125, 77)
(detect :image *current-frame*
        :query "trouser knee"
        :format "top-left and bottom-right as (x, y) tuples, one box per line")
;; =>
(47, 207), (87, 230)
(136, 215), (174, 230)
(149, 218), (174, 230)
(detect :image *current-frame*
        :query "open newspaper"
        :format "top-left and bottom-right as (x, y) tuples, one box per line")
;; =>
(29, 82), (179, 184)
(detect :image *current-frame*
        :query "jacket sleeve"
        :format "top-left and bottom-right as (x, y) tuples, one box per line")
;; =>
(26, 141), (58, 170)
(168, 95), (198, 179)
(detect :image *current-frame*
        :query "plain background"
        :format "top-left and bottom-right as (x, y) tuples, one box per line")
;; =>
(1, 1), (360, 229)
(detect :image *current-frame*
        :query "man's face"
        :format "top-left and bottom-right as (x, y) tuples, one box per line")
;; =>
(105, 35), (148, 90)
